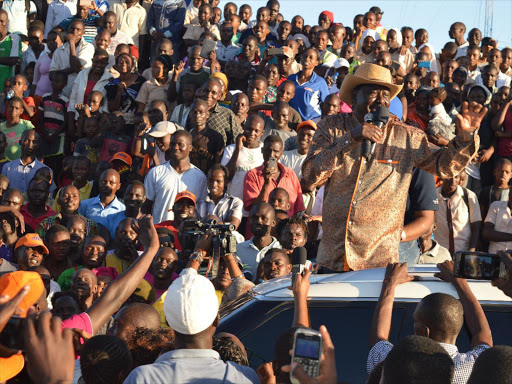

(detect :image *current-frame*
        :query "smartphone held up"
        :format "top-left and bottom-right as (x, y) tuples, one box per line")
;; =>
(453, 251), (508, 280)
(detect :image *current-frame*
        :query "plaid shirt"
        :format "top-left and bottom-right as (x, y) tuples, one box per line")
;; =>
(205, 103), (242, 146)
(367, 340), (490, 384)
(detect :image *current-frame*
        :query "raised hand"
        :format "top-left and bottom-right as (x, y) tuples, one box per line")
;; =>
(131, 215), (159, 252)
(456, 101), (488, 134)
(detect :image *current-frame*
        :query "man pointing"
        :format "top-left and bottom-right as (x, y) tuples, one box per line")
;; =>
(302, 63), (486, 272)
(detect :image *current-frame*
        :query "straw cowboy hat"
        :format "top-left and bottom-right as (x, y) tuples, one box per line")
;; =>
(339, 63), (403, 105)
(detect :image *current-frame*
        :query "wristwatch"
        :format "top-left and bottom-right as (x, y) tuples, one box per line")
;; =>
(189, 251), (205, 264)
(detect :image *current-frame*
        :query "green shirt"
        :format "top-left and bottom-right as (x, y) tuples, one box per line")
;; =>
(0, 33), (21, 92)
(1, 119), (34, 160)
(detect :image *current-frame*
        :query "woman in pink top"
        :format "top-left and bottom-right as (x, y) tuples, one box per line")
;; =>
(32, 30), (63, 96)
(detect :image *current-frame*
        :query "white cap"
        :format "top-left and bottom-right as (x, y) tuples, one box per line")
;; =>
(361, 29), (380, 42)
(333, 57), (350, 69)
(148, 121), (178, 138)
(163, 272), (219, 335)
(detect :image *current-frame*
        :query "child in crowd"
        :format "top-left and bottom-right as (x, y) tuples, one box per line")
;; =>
(74, 117), (101, 166)
(97, 112), (131, 162)
(427, 87), (454, 141)
(170, 82), (196, 128)
(0, 132), (9, 173)
(8, 75), (36, 122)
(263, 63), (279, 103)
(479, 158), (512, 219)
(75, 90), (104, 140)
(262, 101), (296, 149)
(0, 97), (35, 160)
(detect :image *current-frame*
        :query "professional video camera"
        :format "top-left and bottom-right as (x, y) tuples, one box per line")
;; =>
(181, 219), (237, 278)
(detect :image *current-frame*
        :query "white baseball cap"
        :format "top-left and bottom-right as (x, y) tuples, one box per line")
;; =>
(163, 272), (219, 335)
(333, 57), (350, 69)
(148, 121), (178, 138)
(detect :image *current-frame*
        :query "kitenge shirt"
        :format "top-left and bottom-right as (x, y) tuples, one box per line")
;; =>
(302, 114), (478, 272)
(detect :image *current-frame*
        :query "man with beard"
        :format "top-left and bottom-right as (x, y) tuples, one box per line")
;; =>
(42, 224), (73, 279)
(98, 181), (146, 240)
(57, 235), (113, 291)
(144, 130), (207, 224)
(1, 130), (51, 193)
(105, 217), (155, 302)
(37, 185), (102, 240)
(236, 202), (281, 281)
(79, 169), (126, 222)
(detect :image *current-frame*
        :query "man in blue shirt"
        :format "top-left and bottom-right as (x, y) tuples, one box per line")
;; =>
(79, 169), (125, 222)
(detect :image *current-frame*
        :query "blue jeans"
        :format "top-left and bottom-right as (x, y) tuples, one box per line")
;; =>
(399, 240), (420, 265)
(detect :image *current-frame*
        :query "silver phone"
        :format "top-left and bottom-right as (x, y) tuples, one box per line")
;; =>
(290, 328), (322, 383)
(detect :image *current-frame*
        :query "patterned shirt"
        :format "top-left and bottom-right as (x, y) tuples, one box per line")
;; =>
(367, 340), (490, 384)
(205, 103), (243, 146)
(37, 213), (99, 240)
(302, 114), (478, 271)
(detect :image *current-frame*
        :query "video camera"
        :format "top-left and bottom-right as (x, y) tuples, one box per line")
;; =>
(181, 219), (238, 278)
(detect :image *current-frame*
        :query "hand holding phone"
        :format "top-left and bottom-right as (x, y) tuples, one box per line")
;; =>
(290, 328), (323, 383)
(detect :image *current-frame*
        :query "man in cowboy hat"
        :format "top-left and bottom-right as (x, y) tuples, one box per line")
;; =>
(302, 63), (486, 272)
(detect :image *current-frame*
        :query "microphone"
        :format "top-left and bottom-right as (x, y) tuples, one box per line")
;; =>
(361, 106), (390, 160)
(291, 246), (307, 286)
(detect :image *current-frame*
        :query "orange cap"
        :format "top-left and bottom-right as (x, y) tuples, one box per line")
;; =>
(297, 120), (318, 132)
(0, 271), (45, 381)
(174, 191), (197, 206)
(110, 152), (133, 167)
(15, 234), (49, 255)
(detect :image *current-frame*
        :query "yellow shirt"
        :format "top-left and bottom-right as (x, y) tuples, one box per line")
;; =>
(152, 290), (169, 329)
(52, 181), (93, 212)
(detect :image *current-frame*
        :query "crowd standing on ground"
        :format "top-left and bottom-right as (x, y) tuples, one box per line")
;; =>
(2, 0), (512, 383)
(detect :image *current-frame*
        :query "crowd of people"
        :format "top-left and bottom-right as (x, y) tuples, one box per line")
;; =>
(1, 0), (512, 382)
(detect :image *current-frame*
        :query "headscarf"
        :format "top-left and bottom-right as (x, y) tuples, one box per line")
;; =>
(468, 84), (492, 106)
(320, 11), (334, 23)
(389, 28), (402, 46)
(418, 43), (438, 73)
(361, 29), (381, 43)
(211, 72), (228, 99)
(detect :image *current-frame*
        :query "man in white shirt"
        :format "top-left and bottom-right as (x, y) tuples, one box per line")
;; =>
(482, 194), (512, 253)
(114, 0), (147, 50)
(434, 174), (482, 255)
(216, 22), (240, 64)
(50, 19), (95, 98)
(144, 130), (207, 224)
(236, 202), (281, 281)
(44, 0), (77, 38)
(449, 21), (469, 60)
(280, 120), (316, 179)
(2, 0), (29, 35)
(103, 11), (134, 55)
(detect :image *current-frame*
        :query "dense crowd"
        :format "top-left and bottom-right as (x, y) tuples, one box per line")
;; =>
(1, 0), (512, 383)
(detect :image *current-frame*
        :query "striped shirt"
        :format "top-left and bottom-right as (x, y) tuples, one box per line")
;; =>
(58, 16), (100, 44)
(39, 93), (69, 133)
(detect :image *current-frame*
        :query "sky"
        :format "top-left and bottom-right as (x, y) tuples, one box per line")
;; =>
(232, 0), (512, 51)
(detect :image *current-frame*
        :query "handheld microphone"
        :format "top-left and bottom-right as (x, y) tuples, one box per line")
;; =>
(291, 247), (307, 287)
(361, 106), (390, 160)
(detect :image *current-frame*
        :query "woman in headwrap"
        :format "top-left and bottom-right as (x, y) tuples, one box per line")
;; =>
(210, 71), (229, 105)
(356, 29), (380, 65)
(387, 28), (414, 73)
(418, 43), (440, 74)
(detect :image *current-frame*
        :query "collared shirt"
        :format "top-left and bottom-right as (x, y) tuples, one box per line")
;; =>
(205, 103), (243, 146)
(216, 41), (241, 62)
(2, 0), (28, 35)
(454, 41), (470, 60)
(485, 200), (512, 253)
(183, 22), (221, 41)
(21, 44), (50, 74)
(144, 162), (207, 224)
(78, 195), (126, 222)
(197, 193), (243, 223)
(135, 77), (170, 111)
(37, 212), (99, 240)
(288, 71), (330, 121)
(58, 16), (100, 44)
(244, 163), (305, 217)
(117, 2), (147, 49)
(417, 240), (452, 264)
(21, 204), (57, 231)
(147, 0), (186, 39)
(107, 29), (134, 55)
(96, 210), (128, 239)
(44, 0), (78, 38)
(50, 39), (95, 97)
(302, 114), (478, 272)
(475, 70), (511, 90)
(124, 348), (260, 384)
(367, 339), (489, 384)
(435, 186), (482, 253)
(236, 237), (281, 281)
(1, 158), (49, 193)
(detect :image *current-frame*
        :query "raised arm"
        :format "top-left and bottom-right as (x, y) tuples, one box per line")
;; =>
(86, 215), (160, 332)
(436, 261), (493, 348)
(292, 269), (311, 328)
(369, 263), (413, 348)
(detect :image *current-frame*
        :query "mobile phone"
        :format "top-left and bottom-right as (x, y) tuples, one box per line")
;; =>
(290, 328), (322, 383)
(268, 157), (278, 170)
(0, 316), (25, 351)
(200, 39), (217, 59)
(267, 47), (284, 56)
(418, 61), (431, 69)
(453, 251), (508, 280)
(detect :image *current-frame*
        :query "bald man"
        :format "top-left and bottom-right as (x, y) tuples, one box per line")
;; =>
(70, 268), (98, 312)
(107, 302), (161, 342)
(79, 169), (126, 222)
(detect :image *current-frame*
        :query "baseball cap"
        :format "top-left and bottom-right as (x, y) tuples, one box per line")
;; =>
(281, 46), (294, 58)
(15, 234), (49, 255)
(163, 272), (219, 335)
(110, 152), (133, 167)
(174, 191), (197, 206)
(297, 120), (318, 132)
(0, 271), (45, 382)
(333, 57), (350, 70)
(148, 121), (179, 138)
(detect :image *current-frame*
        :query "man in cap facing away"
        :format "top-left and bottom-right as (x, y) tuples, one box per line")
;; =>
(123, 258), (260, 383)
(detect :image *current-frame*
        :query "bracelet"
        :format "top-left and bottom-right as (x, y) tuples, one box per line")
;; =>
(189, 251), (205, 264)
(231, 274), (244, 281)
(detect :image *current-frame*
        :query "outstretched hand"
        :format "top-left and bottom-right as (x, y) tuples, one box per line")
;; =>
(383, 262), (415, 286)
(131, 215), (159, 251)
(456, 101), (488, 134)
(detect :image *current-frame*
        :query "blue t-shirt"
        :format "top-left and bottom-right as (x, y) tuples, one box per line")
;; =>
(404, 168), (439, 225)
(288, 72), (330, 121)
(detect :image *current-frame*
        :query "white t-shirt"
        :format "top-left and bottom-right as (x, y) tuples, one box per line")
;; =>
(280, 149), (306, 179)
(221, 143), (264, 212)
(144, 162), (207, 224)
